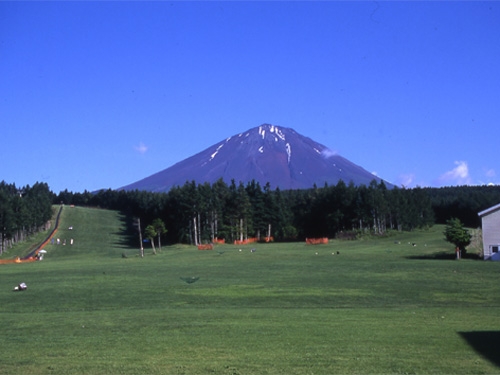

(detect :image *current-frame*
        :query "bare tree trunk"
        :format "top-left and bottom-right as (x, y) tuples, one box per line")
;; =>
(157, 233), (162, 252)
(210, 211), (214, 242)
(214, 211), (219, 241)
(210, 210), (218, 242)
(137, 218), (144, 258)
(193, 216), (199, 246)
(150, 237), (156, 254)
(197, 213), (201, 245)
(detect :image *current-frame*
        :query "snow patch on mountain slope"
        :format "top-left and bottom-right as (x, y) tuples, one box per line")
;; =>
(259, 124), (286, 141)
(209, 144), (224, 162)
(259, 126), (266, 139)
(273, 127), (286, 141)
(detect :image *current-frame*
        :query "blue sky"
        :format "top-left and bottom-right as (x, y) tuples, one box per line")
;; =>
(1, 1), (499, 193)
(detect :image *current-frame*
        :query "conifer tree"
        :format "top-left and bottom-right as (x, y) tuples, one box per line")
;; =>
(444, 218), (471, 257)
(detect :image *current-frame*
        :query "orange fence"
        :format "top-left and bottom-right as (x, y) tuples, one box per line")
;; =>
(305, 237), (329, 245)
(197, 244), (214, 250)
(234, 237), (258, 245)
(0, 257), (37, 264)
(213, 238), (225, 244)
(233, 236), (273, 245)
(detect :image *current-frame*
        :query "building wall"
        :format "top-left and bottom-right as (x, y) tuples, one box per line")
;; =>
(482, 208), (500, 260)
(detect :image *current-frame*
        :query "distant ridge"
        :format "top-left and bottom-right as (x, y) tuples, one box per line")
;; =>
(119, 124), (392, 192)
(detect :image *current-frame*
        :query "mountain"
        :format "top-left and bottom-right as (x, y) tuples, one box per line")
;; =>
(119, 124), (392, 192)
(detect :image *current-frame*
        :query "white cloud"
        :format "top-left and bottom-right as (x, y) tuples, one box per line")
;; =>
(320, 148), (337, 159)
(398, 173), (416, 188)
(485, 168), (496, 178)
(478, 168), (498, 186)
(438, 161), (472, 186)
(134, 142), (148, 154)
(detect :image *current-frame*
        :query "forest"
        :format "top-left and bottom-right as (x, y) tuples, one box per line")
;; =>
(0, 181), (53, 254)
(52, 179), (434, 245)
(2, 178), (500, 250)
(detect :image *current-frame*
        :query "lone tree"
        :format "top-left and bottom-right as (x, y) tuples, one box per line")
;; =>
(151, 218), (167, 252)
(444, 218), (471, 258)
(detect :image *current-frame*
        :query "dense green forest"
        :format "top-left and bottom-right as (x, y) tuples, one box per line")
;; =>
(2, 178), (500, 249)
(429, 185), (500, 227)
(55, 179), (433, 245)
(0, 181), (53, 254)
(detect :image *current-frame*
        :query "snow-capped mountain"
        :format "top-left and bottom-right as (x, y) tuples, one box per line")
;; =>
(119, 124), (392, 192)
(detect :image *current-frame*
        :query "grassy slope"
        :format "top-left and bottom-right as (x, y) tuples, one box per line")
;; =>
(0, 206), (499, 374)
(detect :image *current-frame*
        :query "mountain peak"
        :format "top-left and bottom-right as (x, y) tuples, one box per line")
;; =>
(120, 124), (391, 192)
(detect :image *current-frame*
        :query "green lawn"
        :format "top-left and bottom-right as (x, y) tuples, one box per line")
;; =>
(1, 206), (499, 374)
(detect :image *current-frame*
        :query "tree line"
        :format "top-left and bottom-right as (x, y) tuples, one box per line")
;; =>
(3, 178), (500, 251)
(0, 181), (53, 254)
(425, 185), (500, 228)
(55, 179), (435, 245)
(0, 179), (500, 252)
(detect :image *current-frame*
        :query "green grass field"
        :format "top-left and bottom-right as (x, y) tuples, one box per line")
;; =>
(1, 205), (499, 374)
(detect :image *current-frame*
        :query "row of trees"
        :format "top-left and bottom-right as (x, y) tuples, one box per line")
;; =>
(426, 185), (500, 227)
(55, 179), (435, 245)
(0, 181), (53, 254)
(4, 178), (500, 250)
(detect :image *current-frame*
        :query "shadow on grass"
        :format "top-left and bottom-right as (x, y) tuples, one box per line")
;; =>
(406, 252), (481, 261)
(459, 331), (500, 368)
(115, 214), (141, 250)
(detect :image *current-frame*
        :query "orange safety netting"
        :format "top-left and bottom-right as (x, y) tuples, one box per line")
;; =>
(0, 257), (37, 264)
(197, 244), (214, 250)
(305, 237), (329, 245)
(233, 237), (258, 245)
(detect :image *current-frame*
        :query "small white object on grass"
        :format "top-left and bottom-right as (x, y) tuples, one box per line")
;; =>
(13, 282), (27, 291)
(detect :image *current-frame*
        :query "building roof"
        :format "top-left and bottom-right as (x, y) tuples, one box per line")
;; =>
(478, 203), (500, 217)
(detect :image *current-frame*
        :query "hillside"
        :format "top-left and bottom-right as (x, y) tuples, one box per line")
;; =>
(39, 205), (135, 260)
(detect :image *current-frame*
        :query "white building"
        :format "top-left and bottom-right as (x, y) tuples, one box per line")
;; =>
(478, 203), (500, 261)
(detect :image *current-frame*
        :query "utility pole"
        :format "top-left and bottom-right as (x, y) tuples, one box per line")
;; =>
(136, 218), (144, 258)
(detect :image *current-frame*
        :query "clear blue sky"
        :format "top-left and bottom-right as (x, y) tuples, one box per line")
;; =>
(1, 1), (499, 193)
